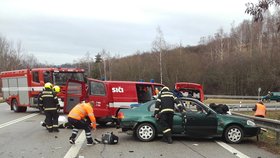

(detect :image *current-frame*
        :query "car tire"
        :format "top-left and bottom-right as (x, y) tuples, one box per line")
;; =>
(224, 125), (244, 144)
(135, 123), (156, 142)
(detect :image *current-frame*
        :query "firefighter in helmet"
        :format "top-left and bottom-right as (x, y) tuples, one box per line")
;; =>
(39, 82), (60, 132)
(53, 85), (61, 94)
(154, 86), (185, 144)
(68, 101), (97, 146)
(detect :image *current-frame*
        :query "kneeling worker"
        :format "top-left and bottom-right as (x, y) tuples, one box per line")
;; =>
(68, 101), (97, 145)
(252, 101), (266, 118)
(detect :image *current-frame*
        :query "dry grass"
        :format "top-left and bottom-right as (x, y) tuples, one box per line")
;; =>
(238, 110), (280, 155)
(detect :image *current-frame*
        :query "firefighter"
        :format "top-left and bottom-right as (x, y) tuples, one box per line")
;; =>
(252, 101), (266, 118)
(53, 85), (61, 94)
(68, 101), (97, 146)
(154, 86), (184, 144)
(39, 82), (60, 132)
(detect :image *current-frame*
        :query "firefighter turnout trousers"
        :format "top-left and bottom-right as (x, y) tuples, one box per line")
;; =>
(158, 112), (173, 141)
(45, 110), (59, 132)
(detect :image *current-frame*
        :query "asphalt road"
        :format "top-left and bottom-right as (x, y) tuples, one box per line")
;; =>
(0, 103), (279, 158)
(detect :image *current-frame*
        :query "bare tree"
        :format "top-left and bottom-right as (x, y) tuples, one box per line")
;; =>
(246, 0), (280, 30)
(152, 26), (168, 84)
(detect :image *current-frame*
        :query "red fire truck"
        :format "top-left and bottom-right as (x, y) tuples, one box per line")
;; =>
(0, 68), (85, 112)
(64, 79), (164, 125)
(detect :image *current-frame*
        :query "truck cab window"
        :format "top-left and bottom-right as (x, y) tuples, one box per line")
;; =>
(90, 81), (106, 96)
(32, 71), (40, 83)
(137, 85), (152, 103)
(43, 71), (51, 83)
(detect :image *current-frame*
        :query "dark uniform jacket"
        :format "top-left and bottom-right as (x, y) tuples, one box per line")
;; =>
(39, 89), (59, 111)
(154, 89), (184, 115)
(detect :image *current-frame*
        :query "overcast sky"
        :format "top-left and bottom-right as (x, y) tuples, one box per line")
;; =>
(0, 0), (254, 65)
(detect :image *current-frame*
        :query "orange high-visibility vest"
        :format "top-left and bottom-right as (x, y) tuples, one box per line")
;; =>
(254, 103), (266, 117)
(68, 103), (96, 123)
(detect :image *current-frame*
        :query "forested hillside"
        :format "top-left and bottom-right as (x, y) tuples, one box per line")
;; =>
(1, 10), (280, 96)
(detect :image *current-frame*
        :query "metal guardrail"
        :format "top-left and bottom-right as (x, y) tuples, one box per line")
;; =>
(232, 112), (280, 145)
(229, 104), (280, 111)
(205, 95), (259, 99)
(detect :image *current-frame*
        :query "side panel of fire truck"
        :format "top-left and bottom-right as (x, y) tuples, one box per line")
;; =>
(2, 75), (29, 112)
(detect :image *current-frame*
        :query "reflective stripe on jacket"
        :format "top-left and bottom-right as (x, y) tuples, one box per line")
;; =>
(38, 89), (59, 110)
(68, 103), (96, 123)
(154, 90), (183, 115)
(254, 103), (266, 117)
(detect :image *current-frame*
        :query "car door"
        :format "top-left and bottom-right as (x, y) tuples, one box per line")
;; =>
(172, 112), (184, 134)
(184, 100), (218, 137)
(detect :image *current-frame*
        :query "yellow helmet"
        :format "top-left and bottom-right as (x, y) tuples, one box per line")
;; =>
(53, 85), (61, 93)
(44, 82), (53, 89)
(161, 86), (169, 91)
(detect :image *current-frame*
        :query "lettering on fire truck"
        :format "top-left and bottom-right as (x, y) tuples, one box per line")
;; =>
(112, 87), (124, 93)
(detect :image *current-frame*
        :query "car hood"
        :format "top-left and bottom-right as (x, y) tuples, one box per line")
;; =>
(217, 114), (249, 124)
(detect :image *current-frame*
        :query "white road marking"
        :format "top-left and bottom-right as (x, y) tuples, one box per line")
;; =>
(64, 131), (86, 158)
(0, 113), (39, 129)
(215, 141), (250, 158)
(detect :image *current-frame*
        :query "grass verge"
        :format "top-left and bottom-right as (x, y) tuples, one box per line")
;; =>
(237, 110), (280, 155)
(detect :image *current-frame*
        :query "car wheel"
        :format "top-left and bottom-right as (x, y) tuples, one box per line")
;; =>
(224, 125), (244, 144)
(136, 123), (156, 142)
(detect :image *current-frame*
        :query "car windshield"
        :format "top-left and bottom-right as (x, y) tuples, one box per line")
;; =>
(182, 99), (208, 114)
(53, 72), (85, 86)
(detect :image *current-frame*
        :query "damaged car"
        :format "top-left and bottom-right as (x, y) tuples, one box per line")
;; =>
(117, 97), (260, 144)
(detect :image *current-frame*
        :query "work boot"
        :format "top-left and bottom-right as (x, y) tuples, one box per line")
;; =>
(53, 128), (59, 132)
(48, 128), (53, 133)
(69, 137), (75, 144)
(86, 138), (96, 146)
(167, 136), (173, 144)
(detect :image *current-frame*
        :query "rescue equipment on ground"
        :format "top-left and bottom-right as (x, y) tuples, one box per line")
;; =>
(101, 132), (119, 144)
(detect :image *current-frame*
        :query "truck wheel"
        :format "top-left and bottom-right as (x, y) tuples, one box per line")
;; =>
(224, 125), (244, 144)
(12, 100), (27, 112)
(12, 99), (20, 112)
(136, 123), (156, 142)
(20, 107), (27, 112)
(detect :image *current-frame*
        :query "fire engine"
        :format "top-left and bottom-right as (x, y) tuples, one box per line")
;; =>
(0, 68), (85, 112)
(64, 79), (164, 125)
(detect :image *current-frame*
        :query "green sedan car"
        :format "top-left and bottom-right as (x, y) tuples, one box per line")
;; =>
(118, 97), (260, 144)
